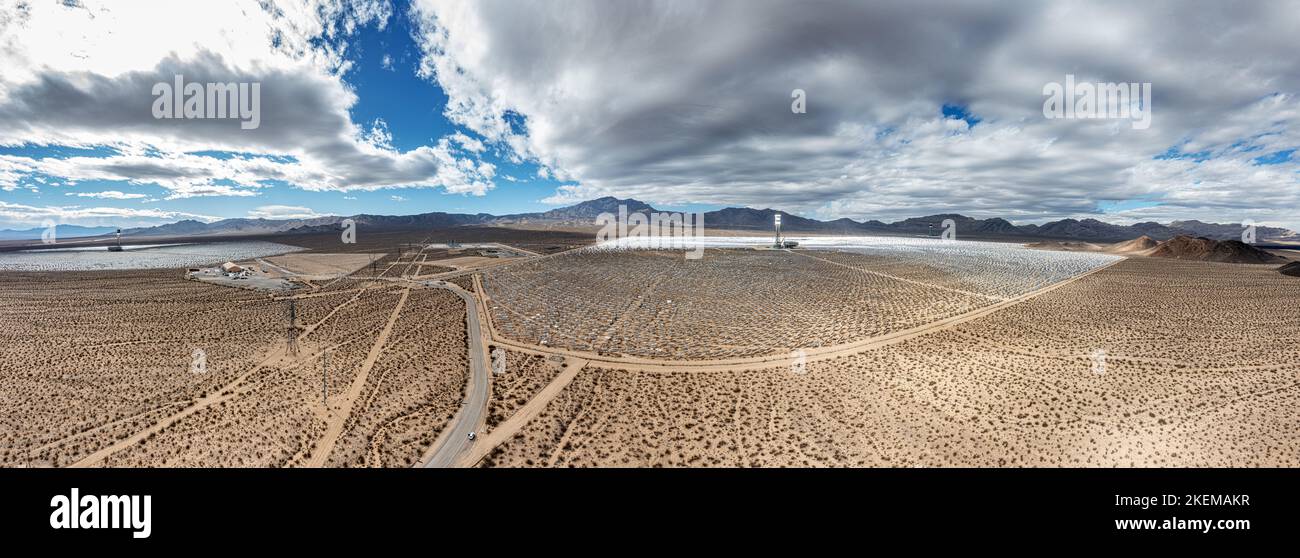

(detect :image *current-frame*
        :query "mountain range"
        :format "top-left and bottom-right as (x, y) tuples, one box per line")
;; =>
(6, 197), (1294, 242)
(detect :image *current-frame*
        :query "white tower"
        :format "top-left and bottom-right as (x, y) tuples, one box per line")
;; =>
(773, 213), (782, 248)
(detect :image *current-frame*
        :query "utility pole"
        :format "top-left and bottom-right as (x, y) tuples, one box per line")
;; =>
(322, 349), (328, 403)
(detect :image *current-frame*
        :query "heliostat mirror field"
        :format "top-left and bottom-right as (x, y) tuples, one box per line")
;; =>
(483, 236), (1121, 360)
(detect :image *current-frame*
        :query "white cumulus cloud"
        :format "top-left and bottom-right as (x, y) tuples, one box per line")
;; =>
(247, 204), (324, 219)
(66, 190), (148, 200)
(0, 0), (495, 205)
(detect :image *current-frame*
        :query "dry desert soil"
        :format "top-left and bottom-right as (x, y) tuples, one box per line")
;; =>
(479, 256), (1300, 467)
(2, 233), (1296, 468)
(1, 243), (469, 468)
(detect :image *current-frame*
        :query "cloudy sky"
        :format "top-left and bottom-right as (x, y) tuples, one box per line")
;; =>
(1, 0), (1297, 230)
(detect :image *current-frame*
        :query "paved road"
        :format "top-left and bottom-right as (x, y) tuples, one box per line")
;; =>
(419, 281), (489, 468)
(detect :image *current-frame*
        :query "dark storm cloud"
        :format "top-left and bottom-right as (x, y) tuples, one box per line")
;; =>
(412, 0), (1300, 228)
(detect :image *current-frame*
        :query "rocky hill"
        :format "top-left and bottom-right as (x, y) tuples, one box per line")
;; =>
(1147, 235), (1287, 264)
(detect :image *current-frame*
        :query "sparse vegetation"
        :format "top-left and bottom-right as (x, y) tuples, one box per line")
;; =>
(482, 257), (1300, 467)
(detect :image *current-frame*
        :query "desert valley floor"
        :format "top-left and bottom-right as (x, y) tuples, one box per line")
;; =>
(1, 233), (1297, 468)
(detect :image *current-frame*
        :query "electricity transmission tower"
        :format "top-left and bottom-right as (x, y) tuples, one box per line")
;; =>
(286, 298), (302, 356)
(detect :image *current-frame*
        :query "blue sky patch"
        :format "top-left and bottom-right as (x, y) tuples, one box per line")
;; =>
(1254, 149), (1295, 165)
(941, 104), (981, 128)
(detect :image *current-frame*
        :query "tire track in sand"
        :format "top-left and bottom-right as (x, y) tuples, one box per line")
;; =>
(304, 286), (411, 467)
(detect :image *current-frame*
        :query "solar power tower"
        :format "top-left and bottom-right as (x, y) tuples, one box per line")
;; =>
(774, 213), (782, 248)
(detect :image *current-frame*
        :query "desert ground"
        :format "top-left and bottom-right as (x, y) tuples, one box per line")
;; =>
(479, 256), (1299, 467)
(2, 227), (1296, 468)
(0, 232), (484, 467)
(263, 252), (388, 278)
